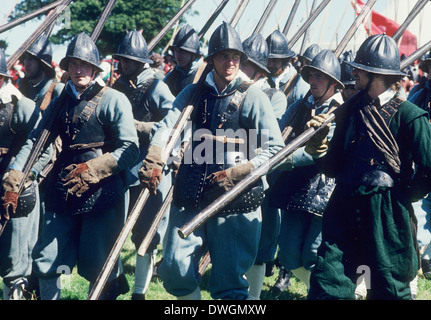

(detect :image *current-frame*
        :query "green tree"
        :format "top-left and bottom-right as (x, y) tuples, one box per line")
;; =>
(10, 0), (196, 57)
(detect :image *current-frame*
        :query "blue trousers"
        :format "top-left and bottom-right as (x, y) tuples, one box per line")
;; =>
(0, 182), (40, 287)
(277, 210), (322, 270)
(159, 205), (261, 300)
(32, 189), (128, 283)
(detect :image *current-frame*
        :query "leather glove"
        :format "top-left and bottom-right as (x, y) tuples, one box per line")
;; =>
(62, 153), (119, 197)
(1, 169), (33, 220)
(134, 120), (155, 144)
(139, 145), (164, 195)
(304, 113), (331, 156)
(171, 142), (188, 178)
(204, 161), (254, 203)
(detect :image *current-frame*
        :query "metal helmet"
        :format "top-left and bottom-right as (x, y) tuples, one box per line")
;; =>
(205, 21), (247, 62)
(345, 34), (406, 77)
(299, 43), (322, 64)
(0, 49), (12, 78)
(302, 49), (344, 89)
(242, 34), (270, 74)
(340, 51), (356, 86)
(23, 34), (56, 77)
(170, 24), (201, 55)
(266, 30), (295, 59)
(112, 29), (153, 65)
(59, 32), (103, 72)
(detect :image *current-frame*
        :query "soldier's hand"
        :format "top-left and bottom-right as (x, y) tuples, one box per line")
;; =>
(204, 162), (254, 203)
(304, 114), (331, 156)
(139, 145), (164, 195)
(63, 162), (92, 197)
(63, 153), (119, 197)
(1, 169), (25, 219)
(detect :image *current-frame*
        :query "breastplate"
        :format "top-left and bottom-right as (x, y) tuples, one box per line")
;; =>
(173, 85), (264, 214)
(45, 88), (123, 215)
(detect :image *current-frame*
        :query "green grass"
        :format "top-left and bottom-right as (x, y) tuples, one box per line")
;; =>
(1, 235), (430, 300)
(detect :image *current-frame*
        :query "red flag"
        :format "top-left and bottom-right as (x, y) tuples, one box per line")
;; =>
(352, 0), (417, 57)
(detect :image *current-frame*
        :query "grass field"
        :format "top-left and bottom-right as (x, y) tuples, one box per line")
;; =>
(1, 235), (431, 300)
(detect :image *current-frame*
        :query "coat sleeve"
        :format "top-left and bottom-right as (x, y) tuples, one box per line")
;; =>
(96, 89), (140, 171)
(240, 86), (284, 169)
(9, 96), (53, 176)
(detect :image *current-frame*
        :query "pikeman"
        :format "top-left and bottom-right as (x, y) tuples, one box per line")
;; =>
(138, 22), (284, 300)
(268, 43), (324, 295)
(306, 34), (431, 300)
(241, 33), (287, 120)
(266, 29), (309, 106)
(111, 29), (175, 300)
(18, 34), (65, 299)
(164, 24), (203, 97)
(239, 33), (286, 299)
(4, 32), (139, 300)
(269, 50), (343, 293)
(19, 34), (64, 109)
(0, 48), (46, 300)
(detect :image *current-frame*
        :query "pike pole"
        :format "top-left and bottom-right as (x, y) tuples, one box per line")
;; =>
(0, 0), (63, 34)
(229, 0), (250, 28)
(392, 0), (429, 43)
(147, 0), (197, 52)
(282, 0), (301, 36)
(252, 0), (278, 35)
(6, 0), (73, 71)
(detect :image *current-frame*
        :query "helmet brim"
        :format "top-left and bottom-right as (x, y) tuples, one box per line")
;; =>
(59, 56), (104, 73)
(112, 53), (153, 65)
(302, 65), (344, 89)
(247, 57), (270, 74)
(204, 49), (247, 63)
(345, 61), (407, 77)
(268, 49), (296, 60)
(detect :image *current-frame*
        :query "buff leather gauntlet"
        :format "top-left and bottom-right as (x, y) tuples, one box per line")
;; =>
(63, 153), (119, 197)
(1, 169), (34, 219)
(138, 145), (164, 195)
(204, 161), (255, 202)
(304, 113), (331, 156)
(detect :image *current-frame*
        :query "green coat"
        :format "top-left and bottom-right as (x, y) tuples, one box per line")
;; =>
(309, 91), (431, 300)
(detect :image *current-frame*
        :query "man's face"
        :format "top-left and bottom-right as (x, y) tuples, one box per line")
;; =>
(119, 57), (141, 78)
(212, 50), (241, 86)
(308, 69), (333, 99)
(68, 59), (95, 90)
(173, 47), (195, 69)
(0, 76), (5, 88)
(267, 58), (285, 77)
(240, 60), (264, 82)
(352, 68), (370, 91)
(23, 56), (42, 80)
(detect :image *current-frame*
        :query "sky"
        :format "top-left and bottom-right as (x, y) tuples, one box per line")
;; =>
(0, 0), (430, 65)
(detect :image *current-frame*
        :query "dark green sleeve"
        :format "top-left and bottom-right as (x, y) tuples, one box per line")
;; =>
(393, 101), (431, 200)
